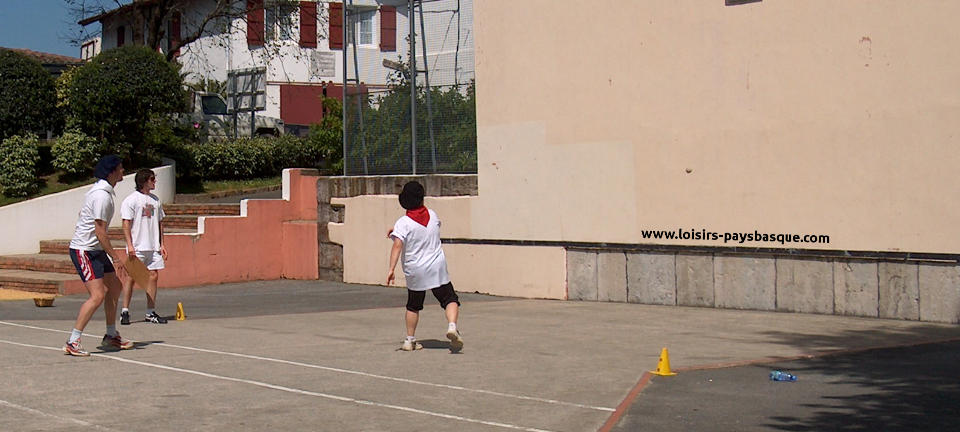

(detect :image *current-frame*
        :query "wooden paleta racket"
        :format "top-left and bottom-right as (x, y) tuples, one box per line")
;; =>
(123, 256), (150, 289)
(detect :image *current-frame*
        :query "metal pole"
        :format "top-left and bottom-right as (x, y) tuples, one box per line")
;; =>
(350, 5), (368, 174)
(418, 0), (436, 172)
(409, 0), (417, 175)
(341, 1), (348, 176)
(455, 0), (460, 88)
(250, 73), (256, 137)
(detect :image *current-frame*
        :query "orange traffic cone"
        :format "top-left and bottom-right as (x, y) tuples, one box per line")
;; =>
(651, 347), (677, 376)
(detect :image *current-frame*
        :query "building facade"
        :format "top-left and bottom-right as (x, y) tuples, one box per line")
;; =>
(80, 0), (474, 130)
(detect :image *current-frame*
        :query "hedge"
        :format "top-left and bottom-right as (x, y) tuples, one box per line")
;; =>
(0, 134), (41, 197)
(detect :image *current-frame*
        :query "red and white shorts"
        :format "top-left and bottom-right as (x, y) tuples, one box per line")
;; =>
(69, 249), (115, 282)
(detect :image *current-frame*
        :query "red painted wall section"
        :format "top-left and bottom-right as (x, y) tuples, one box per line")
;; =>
(280, 84), (326, 126)
(152, 169), (319, 288)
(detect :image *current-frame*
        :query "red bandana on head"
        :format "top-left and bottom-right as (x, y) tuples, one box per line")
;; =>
(406, 206), (430, 227)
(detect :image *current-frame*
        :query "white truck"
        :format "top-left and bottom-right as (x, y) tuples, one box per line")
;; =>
(179, 91), (284, 138)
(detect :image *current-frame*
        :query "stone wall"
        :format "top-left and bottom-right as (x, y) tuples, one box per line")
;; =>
(567, 249), (960, 324)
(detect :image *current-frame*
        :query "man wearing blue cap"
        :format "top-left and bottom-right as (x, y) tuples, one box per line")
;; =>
(63, 155), (135, 356)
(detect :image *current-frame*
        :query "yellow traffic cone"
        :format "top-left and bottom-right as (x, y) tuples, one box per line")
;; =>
(651, 347), (677, 376)
(175, 302), (186, 321)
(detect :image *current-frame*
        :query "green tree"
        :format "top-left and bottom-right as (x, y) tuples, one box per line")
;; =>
(0, 50), (60, 139)
(63, 46), (186, 165)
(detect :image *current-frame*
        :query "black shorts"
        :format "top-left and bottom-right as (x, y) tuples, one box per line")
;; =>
(406, 282), (460, 312)
(69, 248), (115, 282)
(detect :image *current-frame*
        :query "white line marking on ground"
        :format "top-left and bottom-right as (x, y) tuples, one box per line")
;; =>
(0, 320), (614, 412)
(0, 398), (118, 431)
(0, 338), (555, 432)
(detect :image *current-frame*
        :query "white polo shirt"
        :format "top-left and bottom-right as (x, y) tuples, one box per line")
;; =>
(69, 180), (115, 251)
(121, 191), (165, 252)
(390, 208), (450, 291)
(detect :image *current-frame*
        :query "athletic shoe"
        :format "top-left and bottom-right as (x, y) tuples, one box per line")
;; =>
(446, 328), (464, 353)
(63, 340), (89, 357)
(100, 333), (134, 350)
(145, 312), (168, 324)
(401, 339), (423, 351)
(120, 310), (130, 325)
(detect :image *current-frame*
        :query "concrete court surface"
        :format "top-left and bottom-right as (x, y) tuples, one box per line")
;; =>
(0, 280), (958, 432)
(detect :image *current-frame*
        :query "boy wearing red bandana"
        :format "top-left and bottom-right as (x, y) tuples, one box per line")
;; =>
(387, 181), (464, 353)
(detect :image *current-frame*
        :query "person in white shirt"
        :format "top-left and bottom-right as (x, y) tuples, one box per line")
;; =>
(64, 155), (135, 356)
(119, 169), (168, 325)
(386, 181), (464, 353)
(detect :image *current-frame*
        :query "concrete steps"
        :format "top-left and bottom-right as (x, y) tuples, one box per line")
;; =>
(39, 239), (125, 255)
(164, 203), (240, 216)
(0, 254), (77, 274)
(0, 203), (239, 296)
(162, 215), (201, 230)
(0, 269), (84, 295)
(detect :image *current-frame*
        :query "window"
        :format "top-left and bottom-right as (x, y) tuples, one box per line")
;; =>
(117, 26), (125, 47)
(265, 1), (297, 41)
(348, 9), (375, 46)
(201, 95), (228, 115)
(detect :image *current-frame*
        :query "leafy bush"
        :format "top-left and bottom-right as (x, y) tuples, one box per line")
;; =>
(63, 46), (185, 165)
(0, 50), (60, 139)
(307, 96), (343, 175)
(51, 130), (105, 176)
(0, 134), (41, 197)
(160, 139), (200, 188)
(192, 139), (266, 180)
(186, 136), (324, 180)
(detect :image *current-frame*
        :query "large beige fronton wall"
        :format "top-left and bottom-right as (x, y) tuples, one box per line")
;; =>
(473, 0), (960, 254)
(327, 195), (567, 299)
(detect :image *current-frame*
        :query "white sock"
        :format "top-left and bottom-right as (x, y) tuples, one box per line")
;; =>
(121, 308), (129, 314)
(146, 309), (155, 316)
(106, 325), (117, 337)
(448, 322), (457, 331)
(406, 336), (416, 342)
(69, 329), (82, 343)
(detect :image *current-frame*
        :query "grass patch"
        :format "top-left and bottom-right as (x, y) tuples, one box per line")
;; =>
(2, 174), (282, 207)
(0, 174), (94, 207)
(185, 176), (282, 195)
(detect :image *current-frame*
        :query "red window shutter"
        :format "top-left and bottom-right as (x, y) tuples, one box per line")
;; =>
(117, 26), (125, 47)
(328, 2), (343, 50)
(170, 12), (182, 57)
(379, 6), (396, 52)
(299, 1), (317, 48)
(247, 0), (265, 46)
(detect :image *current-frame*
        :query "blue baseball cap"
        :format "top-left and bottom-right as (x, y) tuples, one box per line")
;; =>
(93, 155), (122, 180)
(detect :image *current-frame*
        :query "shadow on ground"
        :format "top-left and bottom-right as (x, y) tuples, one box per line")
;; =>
(759, 329), (960, 432)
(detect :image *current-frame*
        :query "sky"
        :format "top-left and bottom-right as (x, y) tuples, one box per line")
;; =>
(0, 0), (98, 58)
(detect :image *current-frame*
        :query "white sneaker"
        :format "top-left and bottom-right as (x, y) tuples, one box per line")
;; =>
(401, 339), (423, 351)
(446, 329), (463, 353)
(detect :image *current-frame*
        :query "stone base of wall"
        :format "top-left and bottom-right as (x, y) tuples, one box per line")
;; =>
(567, 249), (960, 324)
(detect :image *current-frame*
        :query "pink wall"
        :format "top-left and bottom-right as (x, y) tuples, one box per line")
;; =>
(157, 169), (318, 288)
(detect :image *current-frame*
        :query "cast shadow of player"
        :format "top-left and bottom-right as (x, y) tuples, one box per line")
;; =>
(419, 338), (463, 354)
(93, 340), (164, 354)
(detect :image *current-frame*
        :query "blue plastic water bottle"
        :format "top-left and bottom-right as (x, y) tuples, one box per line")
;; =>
(769, 370), (797, 381)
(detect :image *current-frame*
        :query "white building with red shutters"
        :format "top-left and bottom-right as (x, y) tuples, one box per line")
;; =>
(79, 0), (473, 131)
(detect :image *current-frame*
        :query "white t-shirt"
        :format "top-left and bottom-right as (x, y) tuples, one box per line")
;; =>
(121, 191), (165, 252)
(69, 180), (116, 251)
(390, 209), (450, 291)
